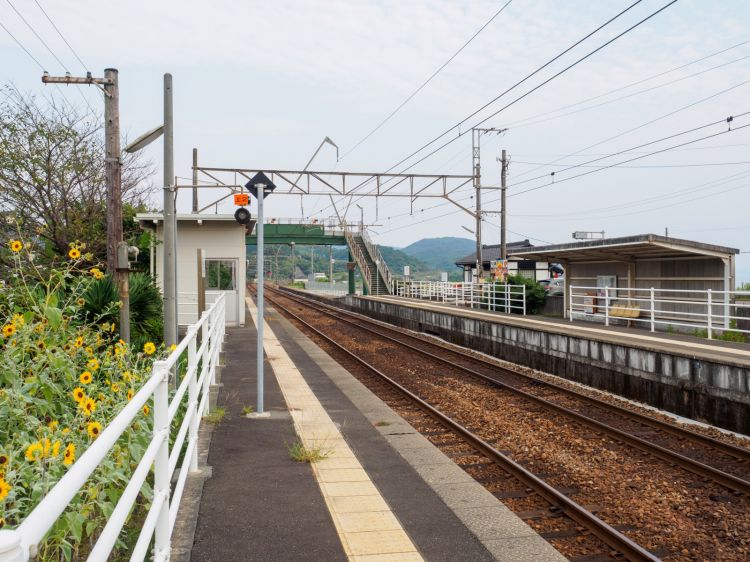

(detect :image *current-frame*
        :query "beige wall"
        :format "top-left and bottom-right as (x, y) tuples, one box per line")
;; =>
(149, 219), (246, 327)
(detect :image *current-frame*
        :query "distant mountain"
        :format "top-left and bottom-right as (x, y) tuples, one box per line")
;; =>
(400, 237), (475, 271)
(378, 246), (430, 275)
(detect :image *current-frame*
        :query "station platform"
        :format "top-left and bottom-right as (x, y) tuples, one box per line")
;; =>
(362, 295), (750, 367)
(179, 299), (564, 562)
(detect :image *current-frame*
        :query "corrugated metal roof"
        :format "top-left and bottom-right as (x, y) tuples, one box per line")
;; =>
(455, 240), (534, 266)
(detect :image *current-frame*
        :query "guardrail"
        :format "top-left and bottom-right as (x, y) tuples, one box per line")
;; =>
(0, 295), (227, 561)
(304, 280), (348, 296)
(569, 285), (750, 338)
(394, 280), (527, 315)
(360, 229), (394, 294)
(344, 227), (373, 292)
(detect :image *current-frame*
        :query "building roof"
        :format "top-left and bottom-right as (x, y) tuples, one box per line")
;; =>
(509, 234), (739, 263)
(135, 213), (254, 232)
(455, 240), (534, 266)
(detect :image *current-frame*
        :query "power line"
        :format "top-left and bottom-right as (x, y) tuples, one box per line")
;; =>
(318, 0), (651, 217)
(507, 110), (750, 190)
(510, 121), (750, 198)
(32, 0), (88, 70)
(340, 0), (513, 160)
(6, 0), (69, 71)
(512, 159), (750, 168)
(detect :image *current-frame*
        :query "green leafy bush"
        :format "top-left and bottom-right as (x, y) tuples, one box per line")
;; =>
(0, 236), (170, 560)
(486, 274), (547, 315)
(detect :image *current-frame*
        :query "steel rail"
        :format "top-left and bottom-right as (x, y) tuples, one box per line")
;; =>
(271, 286), (750, 495)
(275, 286), (750, 461)
(263, 288), (660, 562)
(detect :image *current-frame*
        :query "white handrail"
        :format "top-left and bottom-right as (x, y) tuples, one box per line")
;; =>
(393, 280), (527, 315)
(569, 285), (750, 338)
(0, 294), (227, 561)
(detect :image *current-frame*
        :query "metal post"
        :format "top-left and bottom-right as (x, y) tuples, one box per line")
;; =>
(569, 285), (574, 322)
(192, 148), (199, 213)
(604, 287), (610, 327)
(200, 311), (210, 414)
(197, 249), (206, 320)
(187, 329), (199, 472)
(117, 242), (130, 343)
(500, 149), (508, 261)
(256, 184), (265, 414)
(329, 246), (333, 287)
(723, 257), (731, 330)
(290, 241), (296, 283)
(163, 73), (177, 349)
(707, 289), (713, 339)
(650, 287), (655, 332)
(522, 285), (527, 316)
(153, 360), (171, 559)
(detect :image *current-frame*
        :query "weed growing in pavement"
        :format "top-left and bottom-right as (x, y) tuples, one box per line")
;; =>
(241, 405), (254, 416)
(374, 421), (391, 427)
(287, 440), (332, 463)
(203, 407), (226, 425)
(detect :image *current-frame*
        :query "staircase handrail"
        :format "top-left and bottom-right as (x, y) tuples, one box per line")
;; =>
(361, 228), (394, 293)
(343, 225), (373, 293)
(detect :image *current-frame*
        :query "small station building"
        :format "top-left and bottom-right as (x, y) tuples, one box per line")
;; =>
(136, 213), (249, 327)
(455, 240), (555, 282)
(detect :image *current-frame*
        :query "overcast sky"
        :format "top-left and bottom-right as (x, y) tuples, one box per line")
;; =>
(2, 0), (749, 280)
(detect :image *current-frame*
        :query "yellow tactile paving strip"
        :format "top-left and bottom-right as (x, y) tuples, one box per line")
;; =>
(247, 298), (424, 562)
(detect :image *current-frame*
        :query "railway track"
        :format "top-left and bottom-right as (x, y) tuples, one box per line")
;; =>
(257, 285), (750, 560)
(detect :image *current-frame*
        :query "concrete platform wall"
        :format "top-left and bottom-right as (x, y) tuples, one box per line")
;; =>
(316, 294), (750, 436)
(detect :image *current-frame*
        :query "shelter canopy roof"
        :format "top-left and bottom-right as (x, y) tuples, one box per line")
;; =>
(510, 234), (739, 263)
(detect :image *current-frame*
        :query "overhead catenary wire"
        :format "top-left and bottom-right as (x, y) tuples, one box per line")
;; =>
(317, 0), (652, 218)
(340, 0), (513, 160)
(32, 0), (87, 70)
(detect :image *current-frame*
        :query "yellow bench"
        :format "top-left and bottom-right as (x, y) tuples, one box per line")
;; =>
(609, 302), (641, 318)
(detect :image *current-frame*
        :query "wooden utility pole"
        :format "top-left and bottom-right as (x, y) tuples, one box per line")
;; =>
(500, 149), (508, 261)
(42, 69), (122, 272)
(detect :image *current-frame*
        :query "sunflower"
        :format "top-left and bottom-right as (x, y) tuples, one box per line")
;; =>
(79, 371), (93, 385)
(127, 389), (134, 401)
(90, 267), (105, 280)
(82, 398), (96, 416)
(143, 342), (156, 355)
(87, 421), (102, 439)
(68, 248), (81, 260)
(0, 453), (8, 468)
(76, 298), (86, 307)
(0, 477), (10, 501)
(48, 420), (59, 431)
(9, 240), (22, 253)
(1, 324), (15, 338)
(12, 313), (24, 327)
(122, 371), (132, 382)
(87, 358), (100, 371)
(63, 443), (75, 465)
(72, 387), (86, 403)
(52, 440), (61, 457)
(74, 336), (84, 348)
(111, 382), (120, 393)
(42, 438), (52, 457)
(25, 441), (43, 462)
(142, 405), (150, 415)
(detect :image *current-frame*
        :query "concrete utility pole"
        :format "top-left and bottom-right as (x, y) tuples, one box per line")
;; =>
(41, 69), (122, 273)
(163, 74), (177, 349)
(500, 149), (508, 261)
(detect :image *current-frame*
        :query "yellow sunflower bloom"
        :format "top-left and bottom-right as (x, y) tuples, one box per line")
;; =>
(72, 387), (86, 402)
(0, 453), (8, 468)
(76, 298), (86, 307)
(52, 440), (61, 457)
(63, 443), (75, 465)
(111, 382), (120, 393)
(74, 336), (84, 348)
(87, 421), (102, 439)
(48, 420), (59, 431)
(68, 248), (81, 260)
(25, 441), (43, 462)
(82, 398), (97, 416)
(9, 240), (23, 252)
(143, 342), (156, 355)
(79, 371), (93, 385)
(142, 405), (150, 415)
(127, 389), (134, 401)
(1, 324), (15, 338)
(0, 477), (10, 501)
(12, 314), (24, 327)
(87, 358), (99, 371)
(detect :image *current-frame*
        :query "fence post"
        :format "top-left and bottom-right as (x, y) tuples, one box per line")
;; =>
(153, 360), (171, 560)
(0, 531), (26, 562)
(201, 311), (211, 414)
(650, 287), (655, 332)
(187, 326), (199, 472)
(707, 289), (713, 339)
(505, 284), (510, 314)
(523, 285), (527, 316)
(604, 287), (610, 327)
(569, 285), (574, 322)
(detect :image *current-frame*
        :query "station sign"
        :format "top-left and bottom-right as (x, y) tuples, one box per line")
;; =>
(234, 193), (250, 206)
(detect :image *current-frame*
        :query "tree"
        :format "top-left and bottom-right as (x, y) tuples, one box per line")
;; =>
(0, 85), (153, 266)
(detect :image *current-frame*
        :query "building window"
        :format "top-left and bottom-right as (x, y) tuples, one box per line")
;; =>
(205, 259), (237, 290)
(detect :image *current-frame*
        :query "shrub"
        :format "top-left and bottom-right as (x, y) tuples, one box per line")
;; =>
(0, 235), (171, 560)
(486, 274), (547, 315)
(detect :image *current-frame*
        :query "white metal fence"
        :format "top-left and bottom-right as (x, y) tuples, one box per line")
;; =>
(569, 285), (750, 338)
(304, 280), (348, 296)
(394, 280), (527, 314)
(0, 295), (227, 561)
